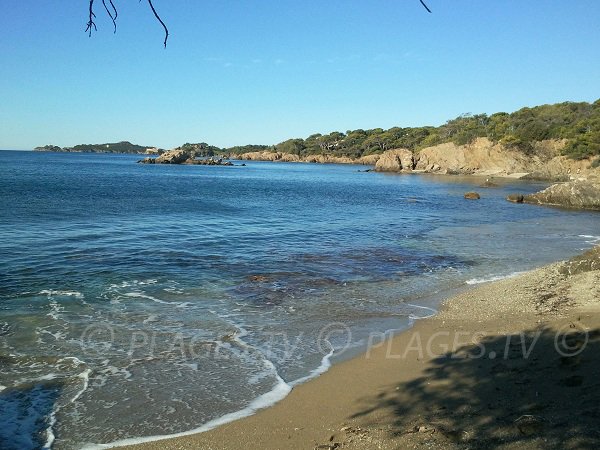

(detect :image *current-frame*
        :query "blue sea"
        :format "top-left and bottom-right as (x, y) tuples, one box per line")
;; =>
(0, 150), (598, 449)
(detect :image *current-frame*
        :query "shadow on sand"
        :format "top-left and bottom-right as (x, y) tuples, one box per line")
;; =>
(351, 326), (600, 449)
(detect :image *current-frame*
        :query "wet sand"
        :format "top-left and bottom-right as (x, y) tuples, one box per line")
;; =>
(125, 246), (600, 450)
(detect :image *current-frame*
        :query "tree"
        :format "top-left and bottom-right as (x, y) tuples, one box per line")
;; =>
(85, 0), (169, 47)
(84, 1), (432, 48)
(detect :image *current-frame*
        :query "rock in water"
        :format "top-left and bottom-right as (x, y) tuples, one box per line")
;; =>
(464, 192), (481, 200)
(155, 148), (194, 164)
(480, 178), (499, 188)
(506, 193), (524, 203)
(523, 181), (600, 210)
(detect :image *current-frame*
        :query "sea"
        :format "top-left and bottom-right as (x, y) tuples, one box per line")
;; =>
(0, 150), (598, 449)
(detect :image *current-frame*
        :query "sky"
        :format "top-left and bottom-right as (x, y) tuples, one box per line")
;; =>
(1, 0), (599, 150)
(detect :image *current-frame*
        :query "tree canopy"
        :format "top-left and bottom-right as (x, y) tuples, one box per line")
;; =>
(224, 100), (600, 161)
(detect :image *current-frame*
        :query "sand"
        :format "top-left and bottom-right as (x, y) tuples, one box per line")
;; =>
(124, 247), (600, 450)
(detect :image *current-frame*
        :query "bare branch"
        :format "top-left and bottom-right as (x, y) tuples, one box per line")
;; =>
(420, 0), (432, 13)
(101, 0), (117, 33)
(86, 1), (427, 47)
(85, 0), (97, 37)
(146, 0), (169, 48)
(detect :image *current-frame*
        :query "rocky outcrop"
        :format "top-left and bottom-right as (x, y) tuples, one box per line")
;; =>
(506, 194), (524, 203)
(185, 158), (233, 166)
(560, 245), (600, 275)
(154, 148), (194, 164)
(138, 148), (235, 166)
(464, 192), (481, 200)
(374, 149), (415, 172)
(356, 154), (381, 165)
(238, 151), (283, 162)
(235, 151), (378, 165)
(519, 181), (600, 210)
(415, 138), (531, 175)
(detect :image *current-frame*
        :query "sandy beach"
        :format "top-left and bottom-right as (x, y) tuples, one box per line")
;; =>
(120, 246), (600, 450)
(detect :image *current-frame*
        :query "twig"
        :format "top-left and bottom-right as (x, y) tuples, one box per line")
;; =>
(101, 0), (117, 33)
(147, 0), (169, 48)
(420, 0), (432, 13)
(85, 0), (97, 37)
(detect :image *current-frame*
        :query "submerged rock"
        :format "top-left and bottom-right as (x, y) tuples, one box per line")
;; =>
(522, 181), (600, 210)
(506, 193), (524, 203)
(480, 178), (499, 188)
(464, 192), (481, 200)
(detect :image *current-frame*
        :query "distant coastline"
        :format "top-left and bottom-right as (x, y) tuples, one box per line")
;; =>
(33, 99), (600, 179)
(33, 141), (164, 155)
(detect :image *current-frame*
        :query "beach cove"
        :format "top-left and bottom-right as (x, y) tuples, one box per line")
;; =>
(0, 151), (599, 449)
(123, 246), (600, 450)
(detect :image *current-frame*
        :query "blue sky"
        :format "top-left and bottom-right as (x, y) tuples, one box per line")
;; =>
(1, 0), (599, 150)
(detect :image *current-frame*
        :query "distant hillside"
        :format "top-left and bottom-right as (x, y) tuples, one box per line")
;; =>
(34, 141), (162, 154)
(224, 99), (600, 162)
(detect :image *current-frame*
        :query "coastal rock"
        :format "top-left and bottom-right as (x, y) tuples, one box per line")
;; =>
(374, 149), (415, 172)
(138, 157), (155, 164)
(522, 181), (600, 210)
(506, 193), (524, 203)
(560, 245), (600, 275)
(155, 148), (194, 164)
(464, 192), (481, 200)
(356, 154), (381, 165)
(229, 138), (600, 181)
(238, 151), (282, 161)
(184, 158), (234, 166)
(415, 138), (530, 175)
(480, 178), (499, 188)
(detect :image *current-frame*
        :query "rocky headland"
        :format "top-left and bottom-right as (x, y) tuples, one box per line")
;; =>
(507, 180), (600, 211)
(233, 138), (600, 182)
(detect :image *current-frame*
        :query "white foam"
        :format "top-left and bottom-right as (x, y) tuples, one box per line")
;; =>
(46, 300), (64, 321)
(123, 292), (188, 308)
(405, 303), (438, 320)
(80, 373), (291, 449)
(39, 290), (83, 298)
(43, 365), (91, 450)
(289, 348), (334, 387)
(142, 314), (158, 324)
(465, 271), (526, 285)
(579, 234), (600, 245)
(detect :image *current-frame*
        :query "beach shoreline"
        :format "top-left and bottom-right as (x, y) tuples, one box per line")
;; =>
(114, 246), (600, 450)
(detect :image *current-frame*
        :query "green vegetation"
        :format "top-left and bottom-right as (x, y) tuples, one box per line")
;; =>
(35, 141), (159, 154)
(34, 144), (62, 152)
(224, 99), (600, 160)
(178, 142), (221, 157)
(67, 141), (154, 153)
